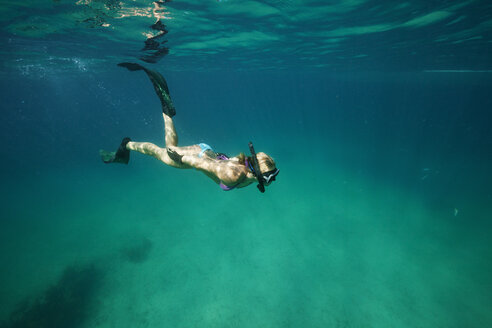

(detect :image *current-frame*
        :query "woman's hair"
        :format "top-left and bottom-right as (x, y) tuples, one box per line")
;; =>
(241, 152), (276, 173)
(237, 152), (246, 164)
(256, 152), (276, 173)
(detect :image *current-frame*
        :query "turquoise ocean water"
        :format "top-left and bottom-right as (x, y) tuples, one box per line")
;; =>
(1, 1), (491, 327)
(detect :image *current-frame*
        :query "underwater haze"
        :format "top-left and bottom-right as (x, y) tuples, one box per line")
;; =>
(1, 0), (492, 327)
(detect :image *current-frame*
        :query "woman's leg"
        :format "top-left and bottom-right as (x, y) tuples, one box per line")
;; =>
(162, 112), (200, 157)
(125, 102), (198, 167)
(126, 141), (186, 168)
(163, 109), (204, 156)
(163, 113), (178, 147)
(117, 63), (204, 164)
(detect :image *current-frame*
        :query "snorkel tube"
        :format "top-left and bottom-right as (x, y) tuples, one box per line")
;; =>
(248, 141), (265, 193)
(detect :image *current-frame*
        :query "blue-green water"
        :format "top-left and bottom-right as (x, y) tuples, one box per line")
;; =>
(1, 1), (492, 327)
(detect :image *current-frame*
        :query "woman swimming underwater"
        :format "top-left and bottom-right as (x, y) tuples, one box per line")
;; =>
(100, 63), (279, 193)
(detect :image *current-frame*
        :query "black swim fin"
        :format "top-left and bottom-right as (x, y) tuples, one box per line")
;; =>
(100, 137), (131, 164)
(118, 62), (176, 117)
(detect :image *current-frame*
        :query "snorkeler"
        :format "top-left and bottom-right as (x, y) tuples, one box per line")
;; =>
(100, 63), (279, 193)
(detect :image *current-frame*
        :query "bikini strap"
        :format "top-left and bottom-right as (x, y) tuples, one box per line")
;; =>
(198, 143), (213, 158)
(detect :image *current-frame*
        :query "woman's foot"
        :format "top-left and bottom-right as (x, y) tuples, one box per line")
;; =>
(100, 137), (131, 164)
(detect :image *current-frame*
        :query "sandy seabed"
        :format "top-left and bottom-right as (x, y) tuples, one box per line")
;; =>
(0, 155), (490, 328)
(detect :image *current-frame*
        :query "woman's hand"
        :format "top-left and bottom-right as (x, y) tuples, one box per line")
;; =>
(167, 148), (183, 164)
